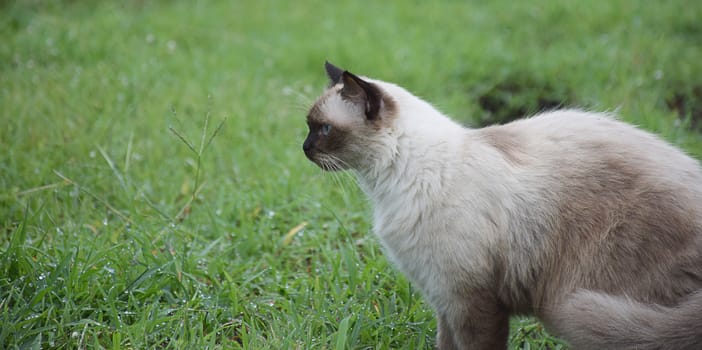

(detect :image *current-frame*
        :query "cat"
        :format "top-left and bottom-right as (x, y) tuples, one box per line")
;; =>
(302, 61), (702, 350)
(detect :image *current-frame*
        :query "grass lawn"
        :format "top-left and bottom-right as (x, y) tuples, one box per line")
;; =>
(2, 0), (701, 348)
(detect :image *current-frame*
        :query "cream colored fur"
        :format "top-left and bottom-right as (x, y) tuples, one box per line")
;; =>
(303, 64), (702, 350)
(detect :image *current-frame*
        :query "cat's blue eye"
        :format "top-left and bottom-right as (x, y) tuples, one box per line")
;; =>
(321, 124), (332, 136)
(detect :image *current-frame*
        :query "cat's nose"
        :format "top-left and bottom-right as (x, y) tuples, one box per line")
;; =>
(303, 138), (314, 154)
(303, 131), (318, 153)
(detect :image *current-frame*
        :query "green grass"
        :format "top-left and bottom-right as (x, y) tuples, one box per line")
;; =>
(2, 0), (701, 348)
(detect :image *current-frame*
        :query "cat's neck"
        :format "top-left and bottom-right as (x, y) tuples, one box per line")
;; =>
(354, 84), (467, 204)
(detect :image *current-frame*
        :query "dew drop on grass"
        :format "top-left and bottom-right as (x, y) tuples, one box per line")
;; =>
(103, 217), (108, 226)
(25, 313), (40, 321)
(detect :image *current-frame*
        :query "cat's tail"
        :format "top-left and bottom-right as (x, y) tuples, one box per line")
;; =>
(547, 289), (702, 350)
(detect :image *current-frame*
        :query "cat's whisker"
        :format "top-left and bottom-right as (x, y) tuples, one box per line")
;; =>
(329, 156), (357, 189)
(316, 153), (357, 196)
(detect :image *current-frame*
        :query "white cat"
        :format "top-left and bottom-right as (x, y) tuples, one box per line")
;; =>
(303, 62), (702, 350)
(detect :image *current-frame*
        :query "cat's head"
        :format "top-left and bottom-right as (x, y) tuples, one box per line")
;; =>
(303, 62), (397, 172)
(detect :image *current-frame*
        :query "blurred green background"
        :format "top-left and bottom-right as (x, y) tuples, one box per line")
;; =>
(1, 0), (701, 348)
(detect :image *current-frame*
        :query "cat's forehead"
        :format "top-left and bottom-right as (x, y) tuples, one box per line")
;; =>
(307, 87), (362, 126)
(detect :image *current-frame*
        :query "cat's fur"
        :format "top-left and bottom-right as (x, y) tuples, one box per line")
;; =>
(303, 62), (702, 350)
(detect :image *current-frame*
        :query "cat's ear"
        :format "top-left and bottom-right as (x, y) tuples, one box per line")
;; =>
(325, 61), (344, 86)
(340, 71), (382, 120)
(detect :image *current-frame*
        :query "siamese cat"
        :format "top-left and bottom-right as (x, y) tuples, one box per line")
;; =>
(302, 61), (702, 350)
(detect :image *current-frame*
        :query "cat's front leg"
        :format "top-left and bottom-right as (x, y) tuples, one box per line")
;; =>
(435, 296), (509, 350)
(436, 314), (460, 350)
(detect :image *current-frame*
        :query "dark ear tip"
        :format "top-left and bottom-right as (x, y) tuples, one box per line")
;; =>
(325, 60), (340, 71)
(324, 61), (344, 85)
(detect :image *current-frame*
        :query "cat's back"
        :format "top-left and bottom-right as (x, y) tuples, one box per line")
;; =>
(479, 109), (702, 234)
(478, 109), (702, 307)
(479, 109), (702, 183)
